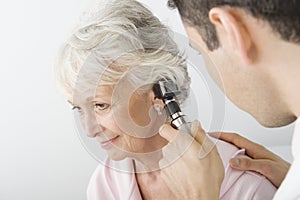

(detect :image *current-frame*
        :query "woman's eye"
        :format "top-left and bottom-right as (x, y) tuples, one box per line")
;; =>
(94, 103), (110, 111)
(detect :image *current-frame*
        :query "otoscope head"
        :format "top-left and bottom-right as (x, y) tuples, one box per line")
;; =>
(153, 79), (186, 129)
(152, 79), (181, 101)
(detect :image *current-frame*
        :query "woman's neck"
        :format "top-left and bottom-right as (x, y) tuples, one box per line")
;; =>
(134, 164), (175, 199)
(131, 133), (167, 172)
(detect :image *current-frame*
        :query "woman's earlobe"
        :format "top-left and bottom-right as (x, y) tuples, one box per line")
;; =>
(150, 91), (165, 115)
(154, 104), (163, 115)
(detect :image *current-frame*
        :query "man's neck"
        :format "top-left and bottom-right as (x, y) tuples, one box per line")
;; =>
(265, 40), (300, 118)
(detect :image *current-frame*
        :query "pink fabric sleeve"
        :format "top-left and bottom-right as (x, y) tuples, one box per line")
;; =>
(216, 139), (277, 200)
(252, 176), (277, 200)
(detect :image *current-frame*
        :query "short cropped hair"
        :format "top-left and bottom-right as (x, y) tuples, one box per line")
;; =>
(168, 0), (300, 51)
(57, 0), (190, 102)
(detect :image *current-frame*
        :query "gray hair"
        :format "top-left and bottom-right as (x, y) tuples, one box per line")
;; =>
(56, 0), (190, 103)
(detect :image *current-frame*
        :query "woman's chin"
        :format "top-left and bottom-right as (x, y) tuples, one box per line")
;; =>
(109, 156), (125, 161)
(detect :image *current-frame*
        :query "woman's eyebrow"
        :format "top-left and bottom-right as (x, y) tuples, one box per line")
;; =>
(67, 100), (73, 105)
(93, 93), (112, 100)
(86, 96), (106, 102)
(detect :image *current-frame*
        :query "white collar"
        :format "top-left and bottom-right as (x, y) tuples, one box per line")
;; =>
(292, 118), (300, 159)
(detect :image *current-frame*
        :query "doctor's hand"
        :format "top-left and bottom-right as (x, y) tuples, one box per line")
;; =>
(158, 120), (224, 200)
(209, 132), (290, 188)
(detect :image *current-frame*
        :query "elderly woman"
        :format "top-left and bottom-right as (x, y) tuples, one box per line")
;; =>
(57, 0), (276, 199)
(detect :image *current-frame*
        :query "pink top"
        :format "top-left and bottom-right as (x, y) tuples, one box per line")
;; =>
(87, 140), (276, 199)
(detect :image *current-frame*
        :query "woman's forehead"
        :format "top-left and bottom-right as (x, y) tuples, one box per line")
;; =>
(71, 85), (114, 104)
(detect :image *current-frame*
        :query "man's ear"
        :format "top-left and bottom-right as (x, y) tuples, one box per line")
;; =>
(209, 7), (255, 65)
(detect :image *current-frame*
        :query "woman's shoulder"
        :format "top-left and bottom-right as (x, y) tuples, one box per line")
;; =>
(87, 158), (142, 200)
(86, 159), (115, 200)
(214, 138), (243, 167)
(214, 139), (277, 199)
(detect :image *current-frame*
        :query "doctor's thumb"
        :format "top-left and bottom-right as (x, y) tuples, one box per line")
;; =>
(159, 124), (179, 142)
(229, 157), (263, 173)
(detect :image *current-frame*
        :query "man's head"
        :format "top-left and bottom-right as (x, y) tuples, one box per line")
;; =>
(168, 0), (300, 51)
(169, 0), (300, 127)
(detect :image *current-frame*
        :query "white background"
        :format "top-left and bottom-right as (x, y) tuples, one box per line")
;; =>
(0, 0), (294, 199)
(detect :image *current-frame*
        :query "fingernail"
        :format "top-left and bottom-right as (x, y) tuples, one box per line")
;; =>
(230, 158), (240, 167)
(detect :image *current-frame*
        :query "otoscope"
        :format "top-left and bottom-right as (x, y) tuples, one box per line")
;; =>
(153, 79), (188, 131)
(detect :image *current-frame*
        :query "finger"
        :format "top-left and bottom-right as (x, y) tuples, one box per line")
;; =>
(189, 120), (217, 159)
(232, 157), (290, 188)
(159, 124), (179, 142)
(207, 131), (222, 139)
(208, 132), (265, 158)
(191, 120), (207, 144)
(208, 132), (250, 145)
(160, 122), (197, 160)
(169, 120), (206, 156)
(229, 157), (273, 176)
(192, 120), (213, 150)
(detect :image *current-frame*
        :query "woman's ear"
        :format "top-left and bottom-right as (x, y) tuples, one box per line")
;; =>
(148, 90), (165, 115)
(209, 7), (255, 65)
(148, 90), (164, 107)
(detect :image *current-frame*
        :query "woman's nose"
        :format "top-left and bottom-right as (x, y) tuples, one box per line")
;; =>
(83, 111), (103, 138)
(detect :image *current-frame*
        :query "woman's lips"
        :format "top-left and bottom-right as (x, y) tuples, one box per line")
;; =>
(100, 135), (119, 148)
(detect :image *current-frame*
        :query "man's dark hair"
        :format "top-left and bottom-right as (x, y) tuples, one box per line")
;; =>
(168, 0), (300, 51)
